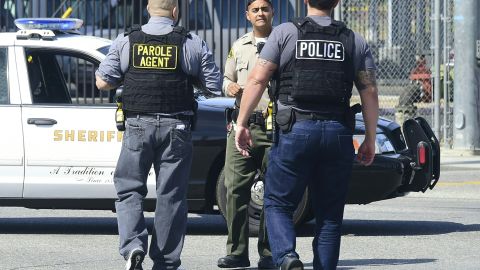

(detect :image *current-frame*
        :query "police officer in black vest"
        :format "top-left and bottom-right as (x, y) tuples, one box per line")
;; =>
(96, 1), (221, 269)
(235, 0), (379, 269)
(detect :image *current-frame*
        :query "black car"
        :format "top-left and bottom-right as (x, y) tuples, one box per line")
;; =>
(210, 102), (440, 232)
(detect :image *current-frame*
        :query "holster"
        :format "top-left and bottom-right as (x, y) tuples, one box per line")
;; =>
(276, 106), (295, 133)
(225, 107), (234, 124)
(345, 103), (362, 132)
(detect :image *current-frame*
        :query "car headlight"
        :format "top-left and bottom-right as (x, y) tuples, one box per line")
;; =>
(352, 134), (395, 154)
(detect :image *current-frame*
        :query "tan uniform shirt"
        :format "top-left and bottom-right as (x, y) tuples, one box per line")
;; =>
(223, 32), (270, 111)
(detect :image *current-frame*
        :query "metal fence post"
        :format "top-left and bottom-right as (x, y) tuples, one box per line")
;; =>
(442, 0), (453, 147)
(433, 0), (441, 138)
(453, 0), (480, 151)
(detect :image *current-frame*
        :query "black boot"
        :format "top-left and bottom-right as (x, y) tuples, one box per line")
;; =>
(280, 254), (303, 270)
(258, 255), (276, 269)
(217, 255), (250, 268)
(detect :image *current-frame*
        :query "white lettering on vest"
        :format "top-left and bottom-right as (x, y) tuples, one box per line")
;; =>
(296, 40), (345, 61)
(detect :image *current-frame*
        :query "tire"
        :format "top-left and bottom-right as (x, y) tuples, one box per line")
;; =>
(216, 167), (311, 237)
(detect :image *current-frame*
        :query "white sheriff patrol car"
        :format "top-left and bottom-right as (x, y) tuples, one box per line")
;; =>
(0, 18), (230, 212)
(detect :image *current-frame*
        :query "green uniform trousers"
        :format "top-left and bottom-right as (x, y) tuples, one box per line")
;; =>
(224, 123), (272, 258)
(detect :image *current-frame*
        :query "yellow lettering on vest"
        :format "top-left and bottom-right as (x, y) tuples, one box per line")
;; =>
(149, 46), (155, 56)
(140, 57), (149, 67)
(166, 46), (172, 57)
(144, 45), (150, 55)
(151, 56), (158, 67)
(162, 57), (169, 67)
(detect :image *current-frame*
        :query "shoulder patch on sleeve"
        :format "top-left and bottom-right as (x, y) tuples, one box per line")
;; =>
(227, 48), (234, 59)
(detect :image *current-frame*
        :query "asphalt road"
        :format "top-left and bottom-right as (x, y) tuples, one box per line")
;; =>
(0, 157), (479, 270)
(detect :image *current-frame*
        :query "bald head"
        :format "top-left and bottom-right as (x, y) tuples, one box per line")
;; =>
(147, 0), (178, 18)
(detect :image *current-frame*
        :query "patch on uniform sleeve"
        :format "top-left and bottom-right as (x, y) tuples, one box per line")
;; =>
(227, 48), (234, 59)
(132, 44), (178, 69)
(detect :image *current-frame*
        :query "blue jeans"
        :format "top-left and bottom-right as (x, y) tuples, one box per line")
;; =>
(264, 120), (354, 270)
(114, 116), (192, 270)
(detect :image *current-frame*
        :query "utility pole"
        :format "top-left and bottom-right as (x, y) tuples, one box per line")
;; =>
(433, 0), (441, 138)
(453, 0), (480, 152)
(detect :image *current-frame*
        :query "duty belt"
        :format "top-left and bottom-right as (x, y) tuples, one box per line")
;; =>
(230, 108), (265, 126)
(125, 112), (192, 121)
(293, 110), (344, 122)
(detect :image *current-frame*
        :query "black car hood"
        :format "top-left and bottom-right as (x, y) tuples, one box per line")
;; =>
(354, 114), (399, 134)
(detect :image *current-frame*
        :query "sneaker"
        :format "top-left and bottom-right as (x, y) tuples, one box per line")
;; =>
(125, 248), (145, 270)
(280, 254), (303, 270)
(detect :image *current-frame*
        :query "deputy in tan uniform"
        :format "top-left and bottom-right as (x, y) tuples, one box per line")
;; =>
(217, 0), (275, 269)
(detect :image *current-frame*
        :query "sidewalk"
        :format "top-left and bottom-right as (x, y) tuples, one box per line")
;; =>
(440, 147), (480, 168)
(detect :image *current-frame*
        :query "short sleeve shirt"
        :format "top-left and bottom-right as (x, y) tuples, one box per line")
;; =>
(96, 16), (222, 95)
(260, 16), (376, 91)
(223, 31), (270, 110)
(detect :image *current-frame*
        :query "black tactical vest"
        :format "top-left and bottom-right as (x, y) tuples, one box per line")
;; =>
(123, 26), (194, 113)
(276, 17), (355, 113)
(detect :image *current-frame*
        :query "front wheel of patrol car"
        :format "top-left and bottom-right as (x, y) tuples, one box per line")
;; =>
(216, 168), (311, 236)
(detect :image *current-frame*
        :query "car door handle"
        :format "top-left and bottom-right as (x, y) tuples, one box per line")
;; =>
(27, 118), (58, 125)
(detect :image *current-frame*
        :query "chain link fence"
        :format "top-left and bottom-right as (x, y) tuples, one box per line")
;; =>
(0, 0), (454, 143)
(341, 0), (454, 145)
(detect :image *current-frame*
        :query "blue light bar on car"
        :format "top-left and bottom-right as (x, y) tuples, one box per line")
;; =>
(14, 18), (83, 31)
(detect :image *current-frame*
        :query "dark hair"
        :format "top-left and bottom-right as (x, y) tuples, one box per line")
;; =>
(246, 0), (273, 10)
(309, 0), (338, 10)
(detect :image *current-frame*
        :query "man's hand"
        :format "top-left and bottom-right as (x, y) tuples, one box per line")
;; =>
(235, 125), (253, 157)
(227, 82), (243, 97)
(96, 75), (116, 91)
(357, 139), (375, 166)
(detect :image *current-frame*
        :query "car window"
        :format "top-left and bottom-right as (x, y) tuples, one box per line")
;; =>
(97, 45), (110, 55)
(0, 48), (8, 104)
(25, 49), (113, 105)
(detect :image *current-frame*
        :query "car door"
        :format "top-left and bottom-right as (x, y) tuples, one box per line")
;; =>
(0, 46), (25, 198)
(16, 46), (156, 199)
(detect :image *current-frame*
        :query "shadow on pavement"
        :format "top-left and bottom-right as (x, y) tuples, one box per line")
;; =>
(215, 258), (437, 270)
(0, 214), (228, 235)
(297, 219), (480, 237)
(336, 258), (437, 269)
(1, 215), (478, 237)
